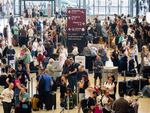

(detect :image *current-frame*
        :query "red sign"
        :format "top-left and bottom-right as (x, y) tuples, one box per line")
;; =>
(67, 8), (86, 40)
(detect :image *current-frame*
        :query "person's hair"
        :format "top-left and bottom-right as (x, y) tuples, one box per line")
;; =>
(93, 91), (98, 96)
(103, 90), (109, 95)
(11, 69), (16, 73)
(82, 75), (89, 81)
(18, 64), (22, 68)
(107, 75), (113, 80)
(64, 59), (71, 66)
(78, 65), (84, 70)
(49, 58), (54, 63)
(16, 73), (21, 78)
(142, 45), (148, 52)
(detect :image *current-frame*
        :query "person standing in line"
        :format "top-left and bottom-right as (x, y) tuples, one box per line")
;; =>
(0, 83), (14, 113)
(37, 69), (53, 110)
(93, 55), (104, 87)
(19, 87), (30, 113)
(9, 13), (14, 29)
(6, 45), (16, 68)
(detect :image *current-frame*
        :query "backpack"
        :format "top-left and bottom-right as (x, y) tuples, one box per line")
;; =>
(31, 94), (40, 111)
(127, 105), (135, 113)
(38, 75), (46, 93)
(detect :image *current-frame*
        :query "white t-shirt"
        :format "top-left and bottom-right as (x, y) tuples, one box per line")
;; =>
(37, 45), (45, 55)
(102, 95), (111, 111)
(103, 82), (115, 95)
(32, 41), (38, 51)
(28, 28), (34, 37)
(58, 53), (67, 69)
(1, 88), (14, 103)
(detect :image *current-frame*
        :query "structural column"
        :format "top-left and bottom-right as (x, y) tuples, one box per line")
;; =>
(149, 0), (150, 12)
(24, 0), (26, 12)
(83, 0), (86, 9)
(51, 0), (54, 17)
(19, 0), (21, 16)
(136, 0), (139, 16)
(79, 0), (81, 8)
(129, 0), (134, 16)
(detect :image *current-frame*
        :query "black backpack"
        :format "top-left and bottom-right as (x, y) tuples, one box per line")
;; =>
(127, 105), (135, 113)
(38, 75), (46, 93)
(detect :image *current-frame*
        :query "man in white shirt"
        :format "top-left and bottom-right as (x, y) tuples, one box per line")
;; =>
(0, 83), (14, 113)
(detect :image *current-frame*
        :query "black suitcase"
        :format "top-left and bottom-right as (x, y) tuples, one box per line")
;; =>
(118, 81), (126, 96)
(0, 75), (7, 86)
(46, 92), (56, 110)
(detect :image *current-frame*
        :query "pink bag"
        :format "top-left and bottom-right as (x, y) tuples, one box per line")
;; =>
(94, 106), (103, 113)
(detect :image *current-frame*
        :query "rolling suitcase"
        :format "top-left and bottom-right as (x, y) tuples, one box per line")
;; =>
(0, 74), (7, 86)
(46, 92), (56, 110)
(118, 81), (126, 96)
(125, 69), (136, 77)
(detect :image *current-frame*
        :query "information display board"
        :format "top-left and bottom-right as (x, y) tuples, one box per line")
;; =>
(67, 8), (86, 53)
(67, 8), (86, 40)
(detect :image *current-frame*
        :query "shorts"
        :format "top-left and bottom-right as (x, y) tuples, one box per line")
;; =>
(79, 93), (85, 102)
(94, 73), (102, 80)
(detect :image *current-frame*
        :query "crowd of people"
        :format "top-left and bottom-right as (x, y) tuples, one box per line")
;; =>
(0, 11), (150, 113)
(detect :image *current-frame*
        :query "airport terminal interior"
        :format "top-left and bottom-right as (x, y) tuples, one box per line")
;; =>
(1, 0), (150, 113)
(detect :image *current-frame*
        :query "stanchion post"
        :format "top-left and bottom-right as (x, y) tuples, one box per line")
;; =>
(67, 95), (69, 113)
(31, 77), (33, 97)
(28, 80), (30, 97)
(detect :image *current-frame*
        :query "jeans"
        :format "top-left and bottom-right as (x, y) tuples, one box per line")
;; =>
(39, 91), (50, 110)
(2, 102), (12, 113)
(14, 88), (20, 106)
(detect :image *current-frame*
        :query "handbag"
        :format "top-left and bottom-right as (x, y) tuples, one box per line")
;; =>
(94, 106), (102, 113)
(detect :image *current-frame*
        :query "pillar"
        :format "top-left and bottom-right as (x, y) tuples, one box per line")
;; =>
(136, 0), (139, 16)
(19, 0), (21, 16)
(83, 0), (86, 9)
(129, 0), (134, 17)
(24, 0), (26, 12)
(149, 0), (150, 12)
(79, 0), (81, 8)
(51, 0), (54, 17)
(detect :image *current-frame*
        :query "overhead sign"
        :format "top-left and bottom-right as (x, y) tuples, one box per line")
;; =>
(67, 8), (86, 40)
